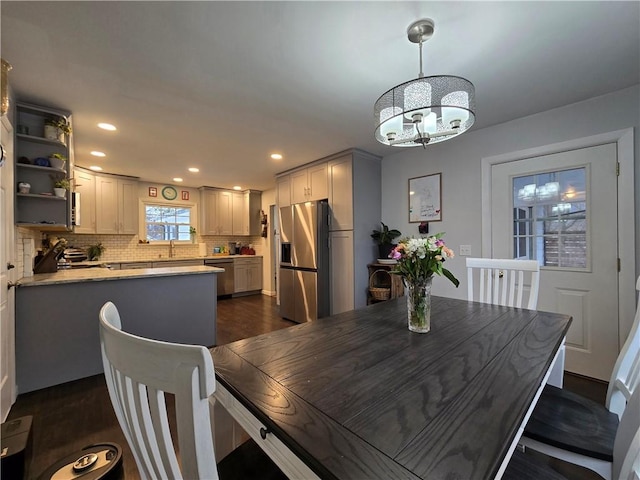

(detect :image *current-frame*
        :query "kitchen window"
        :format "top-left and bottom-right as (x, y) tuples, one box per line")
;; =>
(144, 204), (192, 242)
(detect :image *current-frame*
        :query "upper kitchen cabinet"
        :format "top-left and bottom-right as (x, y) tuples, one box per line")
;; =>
(200, 188), (232, 235)
(290, 163), (328, 204)
(95, 175), (138, 234)
(14, 102), (73, 230)
(73, 168), (96, 234)
(328, 150), (381, 233)
(276, 176), (291, 208)
(232, 190), (262, 236)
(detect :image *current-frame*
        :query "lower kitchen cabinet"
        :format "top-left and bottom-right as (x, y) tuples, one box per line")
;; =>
(115, 262), (152, 270)
(152, 259), (204, 268)
(234, 257), (262, 294)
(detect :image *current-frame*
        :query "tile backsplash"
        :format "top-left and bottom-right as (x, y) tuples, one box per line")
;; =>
(17, 227), (263, 275)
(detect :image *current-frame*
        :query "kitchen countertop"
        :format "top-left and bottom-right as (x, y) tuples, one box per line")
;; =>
(70, 254), (262, 268)
(18, 265), (224, 287)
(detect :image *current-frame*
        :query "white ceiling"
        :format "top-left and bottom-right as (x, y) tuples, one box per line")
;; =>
(2, 1), (639, 191)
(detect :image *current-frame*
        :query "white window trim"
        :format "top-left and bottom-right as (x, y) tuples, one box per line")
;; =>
(141, 200), (197, 244)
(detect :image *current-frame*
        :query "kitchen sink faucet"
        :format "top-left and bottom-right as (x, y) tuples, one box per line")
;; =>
(169, 240), (176, 258)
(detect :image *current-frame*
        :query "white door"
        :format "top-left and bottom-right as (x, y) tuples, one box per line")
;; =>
(1, 115), (17, 420)
(491, 143), (619, 380)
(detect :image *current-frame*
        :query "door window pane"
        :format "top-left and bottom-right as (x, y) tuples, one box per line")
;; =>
(513, 167), (587, 268)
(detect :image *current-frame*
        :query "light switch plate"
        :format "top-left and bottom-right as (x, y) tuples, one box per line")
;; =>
(459, 245), (472, 256)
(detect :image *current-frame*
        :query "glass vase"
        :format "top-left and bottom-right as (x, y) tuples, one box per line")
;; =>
(403, 276), (433, 333)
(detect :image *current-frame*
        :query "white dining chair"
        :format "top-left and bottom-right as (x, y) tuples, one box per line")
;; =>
(99, 301), (286, 480)
(520, 276), (640, 479)
(464, 257), (565, 386)
(466, 257), (540, 310)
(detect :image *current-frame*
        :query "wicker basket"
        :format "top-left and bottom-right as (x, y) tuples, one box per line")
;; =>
(369, 269), (391, 301)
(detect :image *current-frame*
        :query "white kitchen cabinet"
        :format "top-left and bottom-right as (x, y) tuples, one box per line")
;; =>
(327, 149), (382, 310)
(118, 262), (152, 270)
(330, 230), (355, 315)
(233, 190), (262, 236)
(328, 154), (353, 231)
(200, 188), (233, 235)
(232, 192), (245, 236)
(276, 176), (291, 208)
(152, 259), (203, 268)
(290, 163), (328, 204)
(234, 257), (262, 294)
(96, 175), (138, 234)
(73, 168), (96, 234)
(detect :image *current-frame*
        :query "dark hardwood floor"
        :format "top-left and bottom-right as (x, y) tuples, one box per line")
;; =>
(6, 295), (608, 479)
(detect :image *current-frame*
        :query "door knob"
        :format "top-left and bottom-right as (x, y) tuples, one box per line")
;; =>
(7, 263), (15, 270)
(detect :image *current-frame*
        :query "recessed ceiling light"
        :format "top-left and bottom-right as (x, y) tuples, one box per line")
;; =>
(270, 153), (283, 160)
(97, 123), (117, 131)
(173, 178), (183, 182)
(188, 167), (199, 173)
(89, 166), (103, 171)
(233, 185), (242, 191)
(90, 151), (106, 157)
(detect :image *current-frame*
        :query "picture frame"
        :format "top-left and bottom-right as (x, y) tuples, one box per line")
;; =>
(409, 173), (442, 222)
(148, 187), (157, 197)
(181, 190), (189, 201)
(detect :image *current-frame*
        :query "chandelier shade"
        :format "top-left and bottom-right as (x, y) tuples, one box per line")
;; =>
(374, 19), (476, 147)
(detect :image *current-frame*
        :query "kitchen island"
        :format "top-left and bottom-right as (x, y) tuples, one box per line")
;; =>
(16, 265), (222, 393)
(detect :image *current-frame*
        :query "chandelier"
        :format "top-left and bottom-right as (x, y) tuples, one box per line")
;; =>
(374, 19), (476, 148)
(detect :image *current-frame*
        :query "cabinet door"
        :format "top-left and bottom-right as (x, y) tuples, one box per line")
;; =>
(276, 176), (291, 208)
(290, 170), (309, 204)
(234, 264), (248, 293)
(231, 192), (246, 236)
(330, 230), (354, 315)
(95, 176), (119, 234)
(247, 261), (262, 291)
(201, 189), (219, 235)
(73, 169), (96, 234)
(328, 155), (353, 231)
(217, 191), (233, 235)
(308, 163), (329, 201)
(118, 179), (138, 234)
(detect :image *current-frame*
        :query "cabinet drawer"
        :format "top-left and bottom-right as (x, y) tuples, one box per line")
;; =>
(234, 257), (260, 266)
(213, 383), (319, 480)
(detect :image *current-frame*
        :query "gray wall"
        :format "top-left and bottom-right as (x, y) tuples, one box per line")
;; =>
(381, 85), (640, 300)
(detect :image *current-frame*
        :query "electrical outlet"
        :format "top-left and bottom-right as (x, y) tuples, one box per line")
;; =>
(459, 245), (472, 256)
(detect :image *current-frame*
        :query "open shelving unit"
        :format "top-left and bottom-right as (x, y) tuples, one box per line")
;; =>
(15, 102), (73, 230)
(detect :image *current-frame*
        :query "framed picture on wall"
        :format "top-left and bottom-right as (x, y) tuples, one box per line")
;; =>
(148, 187), (157, 197)
(409, 173), (442, 222)
(181, 191), (189, 201)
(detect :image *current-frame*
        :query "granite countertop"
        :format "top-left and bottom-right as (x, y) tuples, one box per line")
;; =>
(18, 265), (224, 287)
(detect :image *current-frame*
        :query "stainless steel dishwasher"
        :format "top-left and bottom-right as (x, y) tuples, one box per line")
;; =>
(205, 259), (234, 297)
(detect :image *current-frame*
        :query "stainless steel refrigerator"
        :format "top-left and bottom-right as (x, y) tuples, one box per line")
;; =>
(279, 200), (330, 323)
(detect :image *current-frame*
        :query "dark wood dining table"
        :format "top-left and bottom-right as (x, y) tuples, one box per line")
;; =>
(210, 296), (571, 480)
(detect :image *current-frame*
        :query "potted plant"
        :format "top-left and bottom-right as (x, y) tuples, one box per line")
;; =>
(48, 153), (67, 170)
(371, 222), (402, 259)
(87, 242), (105, 261)
(44, 118), (72, 142)
(189, 226), (197, 244)
(53, 177), (70, 197)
